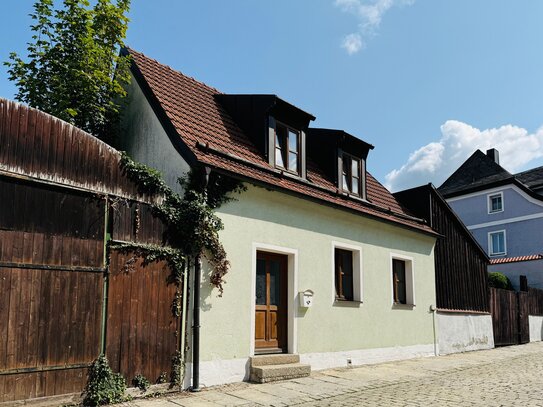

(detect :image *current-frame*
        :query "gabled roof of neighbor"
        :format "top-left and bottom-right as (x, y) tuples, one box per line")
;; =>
(439, 150), (543, 201)
(438, 150), (513, 197)
(125, 48), (436, 236)
(516, 166), (543, 190)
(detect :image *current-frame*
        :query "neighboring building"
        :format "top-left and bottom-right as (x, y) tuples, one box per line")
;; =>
(438, 149), (543, 290)
(119, 48), (439, 388)
(394, 184), (493, 355)
(490, 255), (543, 290)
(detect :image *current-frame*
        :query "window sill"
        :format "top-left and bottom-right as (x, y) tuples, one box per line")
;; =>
(280, 169), (304, 181)
(334, 299), (363, 308)
(392, 303), (415, 310)
(339, 190), (368, 203)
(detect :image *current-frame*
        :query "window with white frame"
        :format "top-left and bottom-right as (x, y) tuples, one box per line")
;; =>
(488, 192), (503, 213)
(488, 230), (506, 256)
(274, 121), (300, 175)
(333, 243), (362, 302)
(391, 255), (415, 306)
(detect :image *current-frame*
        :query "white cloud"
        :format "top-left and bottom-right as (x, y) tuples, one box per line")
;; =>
(342, 33), (364, 54)
(335, 0), (414, 54)
(384, 120), (543, 192)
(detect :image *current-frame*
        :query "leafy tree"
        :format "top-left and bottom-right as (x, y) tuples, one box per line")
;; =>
(5, 0), (131, 143)
(488, 272), (514, 290)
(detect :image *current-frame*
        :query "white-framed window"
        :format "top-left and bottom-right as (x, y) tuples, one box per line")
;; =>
(390, 254), (415, 306)
(488, 230), (506, 256)
(488, 192), (504, 214)
(332, 242), (363, 302)
(274, 121), (300, 175)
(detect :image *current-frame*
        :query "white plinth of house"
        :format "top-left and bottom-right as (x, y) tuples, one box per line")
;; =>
(436, 311), (494, 355)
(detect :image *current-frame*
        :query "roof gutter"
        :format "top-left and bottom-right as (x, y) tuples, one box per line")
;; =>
(195, 141), (432, 230)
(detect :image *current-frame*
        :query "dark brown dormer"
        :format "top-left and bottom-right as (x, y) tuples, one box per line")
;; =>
(215, 94), (315, 178)
(307, 128), (374, 200)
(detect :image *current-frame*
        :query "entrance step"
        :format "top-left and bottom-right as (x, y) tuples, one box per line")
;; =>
(250, 354), (311, 383)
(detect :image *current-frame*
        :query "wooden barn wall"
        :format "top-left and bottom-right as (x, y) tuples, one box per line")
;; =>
(106, 251), (179, 384)
(0, 178), (105, 269)
(0, 177), (105, 403)
(111, 200), (166, 245)
(0, 99), (181, 404)
(0, 98), (145, 199)
(431, 195), (490, 313)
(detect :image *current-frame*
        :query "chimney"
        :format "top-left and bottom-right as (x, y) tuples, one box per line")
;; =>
(486, 148), (499, 164)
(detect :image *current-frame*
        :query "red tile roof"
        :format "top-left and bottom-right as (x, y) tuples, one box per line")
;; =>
(127, 48), (435, 236)
(490, 254), (543, 265)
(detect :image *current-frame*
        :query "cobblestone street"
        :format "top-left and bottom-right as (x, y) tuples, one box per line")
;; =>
(125, 342), (543, 407)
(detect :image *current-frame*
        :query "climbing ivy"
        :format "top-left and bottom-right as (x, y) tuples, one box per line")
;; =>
(170, 350), (183, 387)
(119, 152), (245, 294)
(83, 354), (127, 406)
(108, 241), (185, 285)
(132, 374), (151, 392)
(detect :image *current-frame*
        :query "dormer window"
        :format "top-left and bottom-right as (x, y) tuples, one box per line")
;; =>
(342, 153), (364, 197)
(274, 122), (300, 175)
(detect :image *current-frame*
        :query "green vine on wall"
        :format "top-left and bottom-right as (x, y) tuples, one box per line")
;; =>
(109, 241), (185, 285)
(119, 152), (245, 295)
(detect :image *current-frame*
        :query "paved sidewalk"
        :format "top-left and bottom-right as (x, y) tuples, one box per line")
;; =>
(123, 342), (543, 407)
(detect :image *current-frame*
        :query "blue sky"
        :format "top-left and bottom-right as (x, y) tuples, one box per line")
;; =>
(1, 1), (543, 191)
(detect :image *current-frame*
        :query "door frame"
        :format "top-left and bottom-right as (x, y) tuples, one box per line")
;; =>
(250, 243), (298, 356)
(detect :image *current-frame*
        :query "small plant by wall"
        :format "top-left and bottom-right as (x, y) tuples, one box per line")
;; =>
(83, 354), (127, 406)
(132, 374), (151, 392)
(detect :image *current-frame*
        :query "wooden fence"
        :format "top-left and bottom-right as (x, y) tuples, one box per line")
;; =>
(527, 287), (543, 316)
(0, 99), (183, 404)
(490, 287), (530, 346)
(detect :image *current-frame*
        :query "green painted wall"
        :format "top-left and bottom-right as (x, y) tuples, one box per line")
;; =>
(197, 184), (436, 361)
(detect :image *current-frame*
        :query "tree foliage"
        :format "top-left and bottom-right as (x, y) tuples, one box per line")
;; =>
(488, 272), (514, 290)
(5, 0), (131, 143)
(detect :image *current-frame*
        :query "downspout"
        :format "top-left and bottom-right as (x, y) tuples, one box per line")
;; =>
(191, 166), (211, 392)
(430, 304), (438, 356)
(100, 198), (111, 355)
(179, 258), (189, 385)
(191, 254), (202, 392)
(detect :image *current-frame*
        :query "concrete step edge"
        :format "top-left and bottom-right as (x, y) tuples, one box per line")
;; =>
(250, 354), (300, 366)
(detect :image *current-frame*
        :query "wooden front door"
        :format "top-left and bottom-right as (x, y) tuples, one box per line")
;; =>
(255, 252), (288, 353)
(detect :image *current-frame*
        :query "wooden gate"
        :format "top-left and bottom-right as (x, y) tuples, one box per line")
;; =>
(0, 99), (184, 404)
(490, 287), (529, 346)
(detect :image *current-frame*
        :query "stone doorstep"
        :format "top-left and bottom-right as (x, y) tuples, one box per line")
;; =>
(250, 353), (300, 367)
(250, 363), (311, 384)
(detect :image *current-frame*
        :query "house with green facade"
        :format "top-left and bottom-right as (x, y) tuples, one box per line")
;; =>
(118, 48), (439, 388)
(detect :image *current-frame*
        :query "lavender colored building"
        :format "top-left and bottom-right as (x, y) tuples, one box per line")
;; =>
(438, 149), (543, 290)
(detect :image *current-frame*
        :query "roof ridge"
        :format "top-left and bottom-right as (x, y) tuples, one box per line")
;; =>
(126, 47), (224, 95)
(515, 165), (543, 176)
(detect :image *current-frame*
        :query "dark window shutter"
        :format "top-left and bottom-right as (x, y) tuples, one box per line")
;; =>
(267, 116), (276, 166)
(300, 130), (307, 179)
(337, 148), (343, 190)
(361, 158), (367, 200)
